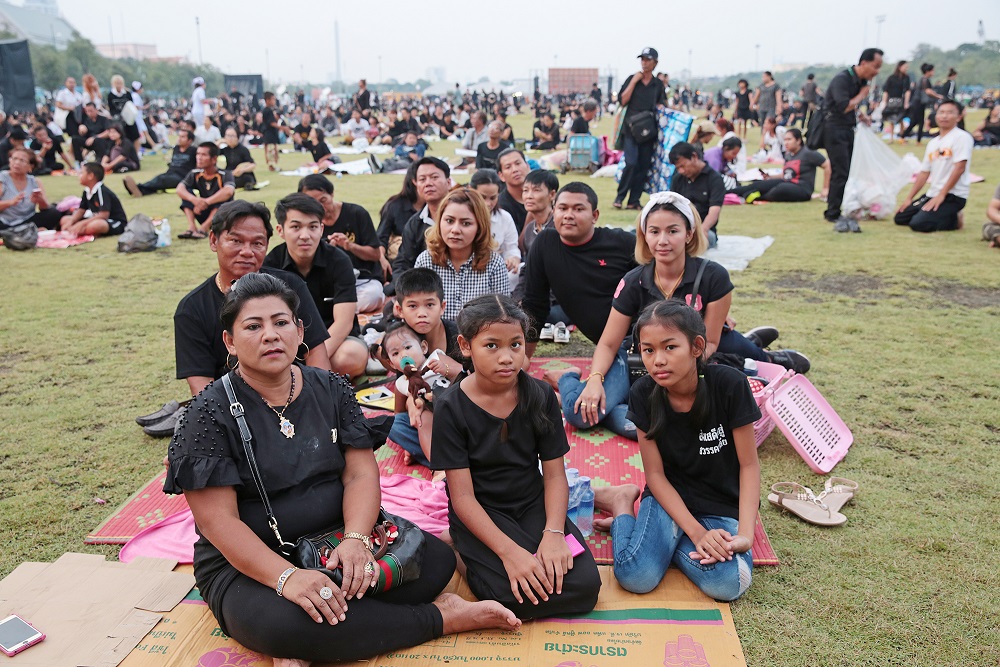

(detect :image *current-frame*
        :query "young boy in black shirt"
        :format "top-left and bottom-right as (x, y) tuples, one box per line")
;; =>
(59, 163), (129, 236)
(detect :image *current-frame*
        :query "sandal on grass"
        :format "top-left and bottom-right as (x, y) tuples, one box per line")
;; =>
(177, 230), (206, 240)
(767, 482), (847, 527)
(816, 477), (859, 514)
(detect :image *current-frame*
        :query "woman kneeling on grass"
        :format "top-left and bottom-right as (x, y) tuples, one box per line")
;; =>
(165, 273), (518, 667)
(415, 188), (510, 320)
(594, 300), (760, 601)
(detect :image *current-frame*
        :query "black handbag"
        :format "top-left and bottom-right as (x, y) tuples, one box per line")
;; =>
(221, 373), (425, 594)
(627, 110), (658, 143)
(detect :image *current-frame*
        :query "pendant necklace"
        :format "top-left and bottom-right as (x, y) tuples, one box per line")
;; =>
(655, 260), (685, 299)
(240, 367), (296, 438)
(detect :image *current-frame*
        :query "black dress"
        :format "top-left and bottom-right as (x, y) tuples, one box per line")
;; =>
(164, 366), (456, 663)
(431, 373), (601, 619)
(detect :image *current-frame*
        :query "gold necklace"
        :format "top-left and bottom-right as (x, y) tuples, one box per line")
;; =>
(654, 262), (685, 299)
(215, 273), (229, 293)
(239, 368), (297, 438)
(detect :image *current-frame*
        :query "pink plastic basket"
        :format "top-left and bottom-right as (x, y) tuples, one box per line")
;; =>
(751, 361), (792, 447)
(764, 375), (854, 473)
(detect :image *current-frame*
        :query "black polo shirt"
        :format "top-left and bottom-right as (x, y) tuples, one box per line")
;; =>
(324, 202), (381, 281)
(263, 241), (360, 335)
(612, 258), (733, 326)
(619, 75), (667, 120)
(825, 67), (868, 127)
(180, 168), (236, 201)
(165, 145), (197, 179)
(220, 144), (253, 172)
(80, 183), (128, 223)
(670, 164), (725, 228)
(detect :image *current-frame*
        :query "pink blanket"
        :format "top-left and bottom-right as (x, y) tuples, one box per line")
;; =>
(36, 230), (95, 248)
(118, 474), (450, 564)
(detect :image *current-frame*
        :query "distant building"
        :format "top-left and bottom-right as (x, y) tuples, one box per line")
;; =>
(95, 42), (157, 60)
(0, 0), (75, 49)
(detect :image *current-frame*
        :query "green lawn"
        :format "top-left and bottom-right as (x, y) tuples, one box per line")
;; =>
(1, 111), (998, 666)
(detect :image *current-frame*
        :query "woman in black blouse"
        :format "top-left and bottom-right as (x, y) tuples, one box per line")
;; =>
(165, 273), (518, 666)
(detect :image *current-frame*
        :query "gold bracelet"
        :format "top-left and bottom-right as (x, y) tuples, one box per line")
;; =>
(586, 372), (605, 383)
(543, 528), (565, 536)
(275, 566), (298, 597)
(342, 532), (374, 553)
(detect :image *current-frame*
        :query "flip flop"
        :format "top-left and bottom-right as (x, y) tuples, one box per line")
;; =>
(767, 482), (847, 527)
(816, 477), (858, 514)
(177, 230), (206, 240)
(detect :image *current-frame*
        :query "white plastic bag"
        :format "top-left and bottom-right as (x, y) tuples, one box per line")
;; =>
(842, 126), (911, 219)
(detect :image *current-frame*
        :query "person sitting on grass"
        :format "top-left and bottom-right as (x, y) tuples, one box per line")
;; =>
(703, 136), (742, 191)
(592, 299), (760, 602)
(369, 130), (425, 173)
(308, 127), (339, 172)
(530, 113), (561, 150)
(263, 194), (370, 378)
(390, 267), (466, 375)
(101, 123), (140, 173)
(475, 121), (510, 171)
(165, 271), (519, 667)
(341, 109), (370, 145)
(176, 142), (236, 239)
(71, 103), (111, 165)
(469, 168), (520, 276)
(894, 99), (973, 233)
(982, 182), (1000, 249)
(414, 187), (511, 321)
(518, 169), (559, 258)
(392, 157), (452, 281)
(731, 129), (830, 203)
(59, 162), (129, 237)
(220, 127), (257, 190)
(497, 147), (531, 234)
(194, 115), (222, 145)
(0, 147), (64, 233)
(123, 129), (196, 197)
(29, 123), (75, 174)
(297, 174), (385, 313)
(668, 143), (725, 248)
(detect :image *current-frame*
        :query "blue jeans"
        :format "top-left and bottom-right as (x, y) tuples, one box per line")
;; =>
(717, 328), (768, 362)
(707, 228), (718, 248)
(558, 342), (636, 439)
(390, 413), (429, 467)
(611, 495), (753, 601)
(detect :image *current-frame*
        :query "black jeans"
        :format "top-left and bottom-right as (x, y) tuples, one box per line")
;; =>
(138, 172), (184, 195)
(734, 179), (812, 202)
(900, 104), (927, 142)
(616, 134), (656, 205)
(894, 194), (966, 232)
(823, 124), (855, 221)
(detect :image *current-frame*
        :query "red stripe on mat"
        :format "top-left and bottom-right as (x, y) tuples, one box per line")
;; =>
(84, 471), (189, 545)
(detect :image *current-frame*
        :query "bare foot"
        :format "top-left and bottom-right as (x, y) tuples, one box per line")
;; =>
(593, 516), (614, 533)
(434, 593), (521, 634)
(542, 365), (582, 391)
(431, 469), (447, 483)
(273, 659), (311, 667)
(594, 484), (641, 519)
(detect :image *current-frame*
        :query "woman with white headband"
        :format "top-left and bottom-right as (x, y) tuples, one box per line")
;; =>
(546, 192), (809, 436)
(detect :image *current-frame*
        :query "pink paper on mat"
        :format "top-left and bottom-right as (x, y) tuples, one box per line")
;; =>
(36, 230), (95, 247)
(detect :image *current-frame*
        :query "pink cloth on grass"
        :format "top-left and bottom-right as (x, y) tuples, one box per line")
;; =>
(36, 230), (95, 248)
(56, 195), (81, 212)
(118, 474), (451, 564)
(724, 193), (743, 205)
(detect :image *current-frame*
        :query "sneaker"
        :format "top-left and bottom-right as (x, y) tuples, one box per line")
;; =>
(367, 154), (381, 174)
(848, 218), (862, 233)
(143, 407), (186, 438)
(767, 350), (811, 374)
(539, 323), (556, 341)
(744, 326), (779, 349)
(123, 175), (142, 198)
(135, 400), (181, 427)
(833, 217), (852, 233)
(553, 322), (570, 344)
(744, 191), (761, 204)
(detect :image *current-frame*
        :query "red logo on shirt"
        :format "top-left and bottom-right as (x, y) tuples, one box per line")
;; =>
(613, 278), (625, 299)
(599, 259), (607, 266)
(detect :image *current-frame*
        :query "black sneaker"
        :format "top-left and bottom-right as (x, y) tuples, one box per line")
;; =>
(135, 400), (181, 426)
(744, 326), (779, 349)
(367, 154), (381, 174)
(767, 350), (811, 374)
(143, 406), (186, 438)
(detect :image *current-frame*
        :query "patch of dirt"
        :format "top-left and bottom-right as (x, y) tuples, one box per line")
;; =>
(767, 271), (887, 297)
(919, 279), (1000, 309)
(0, 351), (27, 375)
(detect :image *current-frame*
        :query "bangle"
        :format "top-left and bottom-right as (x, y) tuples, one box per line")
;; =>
(586, 372), (605, 383)
(543, 528), (565, 536)
(342, 531), (374, 553)
(275, 566), (298, 597)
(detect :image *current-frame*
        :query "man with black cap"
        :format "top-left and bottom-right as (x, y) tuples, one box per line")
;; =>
(614, 47), (667, 211)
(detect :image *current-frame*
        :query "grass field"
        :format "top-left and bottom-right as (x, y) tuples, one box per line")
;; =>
(1, 110), (998, 666)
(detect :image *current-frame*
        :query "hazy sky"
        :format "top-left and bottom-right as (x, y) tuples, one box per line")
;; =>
(56, 0), (994, 86)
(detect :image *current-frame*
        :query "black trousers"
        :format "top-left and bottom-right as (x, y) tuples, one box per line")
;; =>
(823, 124), (854, 221)
(900, 104), (927, 142)
(733, 179), (812, 202)
(233, 172), (257, 189)
(894, 193), (966, 232)
(217, 531), (454, 663)
(616, 134), (656, 205)
(25, 207), (63, 230)
(138, 172), (184, 195)
(72, 136), (109, 162)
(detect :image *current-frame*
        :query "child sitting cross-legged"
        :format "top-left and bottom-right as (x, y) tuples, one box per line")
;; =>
(59, 162), (129, 237)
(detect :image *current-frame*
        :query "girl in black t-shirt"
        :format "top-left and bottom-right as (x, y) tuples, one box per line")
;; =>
(431, 295), (601, 620)
(593, 300), (760, 601)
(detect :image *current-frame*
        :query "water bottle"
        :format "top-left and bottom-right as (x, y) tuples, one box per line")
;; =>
(155, 219), (171, 247)
(576, 477), (594, 537)
(565, 468), (580, 526)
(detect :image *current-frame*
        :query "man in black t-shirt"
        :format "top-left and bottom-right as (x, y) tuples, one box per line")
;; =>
(615, 47), (668, 210)
(590, 83), (603, 119)
(498, 148), (530, 234)
(570, 100), (598, 136)
(124, 129), (196, 197)
(177, 142), (236, 237)
(174, 200), (331, 397)
(72, 103), (111, 163)
(475, 121), (510, 170)
(264, 194), (369, 378)
(261, 91), (282, 171)
(220, 127), (257, 189)
(531, 113), (561, 149)
(291, 112), (314, 152)
(298, 174), (384, 312)
(668, 142), (725, 248)
(59, 163), (129, 236)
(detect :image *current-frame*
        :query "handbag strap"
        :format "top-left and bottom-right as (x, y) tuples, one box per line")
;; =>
(689, 258), (709, 308)
(221, 373), (294, 552)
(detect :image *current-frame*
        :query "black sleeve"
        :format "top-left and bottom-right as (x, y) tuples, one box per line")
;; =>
(707, 171), (725, 208)
(350, 207), (379, 249)
(571, 117), (589, 134)
(164, 391), (242, 494)
(326, 248), (360, 305)
(611, 269), (642, 319)
(618, 75), (634, 102)
(536, 384), (571, 461)
(392, 217), (422, 277)
(429, 392), (469, 470)
(376, 200), (397, 249)
(625, 376), (655, 433)
(827, 73), (852, 115)
(271, 269), (331, 349)
(239, 145), (254, 163)
(180, 170), (197, 189)
(475, 144), (488, 169)
(656, 81), (667, 106)
(329, 371), (376, 449)
(521, 236), (553, 342)
(174, 296), (218, 380)
(718, 367), (762, 429)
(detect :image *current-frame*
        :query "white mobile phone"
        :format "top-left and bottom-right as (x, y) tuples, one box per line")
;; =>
(0, 614), (45, 657)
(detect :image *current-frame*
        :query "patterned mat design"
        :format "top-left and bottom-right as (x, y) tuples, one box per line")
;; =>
(84, 471), (189, 545)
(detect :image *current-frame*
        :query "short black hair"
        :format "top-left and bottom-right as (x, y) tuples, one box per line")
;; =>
(721, 136), (743, 151)
(297, 173), (334, 195)
(221, 273), (299, 335)
(497, 146), (526, 167)
(785, 128), (803, 143)
(179, 129), (194, 143)
(413, 156), (450, 179)
(524, 169), (559, 193)
(198, 141), (219, 159)
(469, 168), (502, 188)
(807, 73), (815, 80)
(859, 48), (884, 64)
(396, 267), (445, 301)
(763, 71), (773, 78)
(82, 162), (104, 182)
(275, 193), (324, 226)
(668, 142), (698, 164)
(211, 200), (274, 239)
(555, 182), (598, 211)
(937, 98), (964, 114)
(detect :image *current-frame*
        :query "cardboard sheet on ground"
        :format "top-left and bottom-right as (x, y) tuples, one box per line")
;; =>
(118, 567), (746, 667)
(0, 554), (194, 667)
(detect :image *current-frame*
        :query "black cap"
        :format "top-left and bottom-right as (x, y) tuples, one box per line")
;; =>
(638, 47), (659, 60)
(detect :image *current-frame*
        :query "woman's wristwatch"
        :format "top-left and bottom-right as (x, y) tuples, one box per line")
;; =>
(342, 532), (374, 553)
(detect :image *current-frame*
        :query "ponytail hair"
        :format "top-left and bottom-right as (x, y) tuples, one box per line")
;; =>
(633, 300), (712, 437)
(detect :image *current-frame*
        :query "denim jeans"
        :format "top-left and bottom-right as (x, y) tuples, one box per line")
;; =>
(610, 495), (753, 601)
(557, 341), (636, 439)
(717, 328), (769, 362)
(707, 228), (718, 249)
(389, 412), (430, 467)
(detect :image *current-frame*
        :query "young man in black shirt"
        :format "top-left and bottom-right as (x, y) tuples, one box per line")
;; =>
(522, 182), (637, 357)
(124, 129), (196, 197)
(823, 48), (883, 231)
(72, 103), (112, 164)
(498, 147), (530, 234)
(392, 157), (451, 283)
(614, 47), (668, 210)
(261, 91), (282, 171)
(176, 142), (236, 238)
(668, 142), (725, 248)
(475, 121), (510, 170)
(297, 174), (384, 312)
(570, 100), (597, 136)
(220, 127), (257, 190)
(531, 113), (561, 149)
(58, 163), (129, 236)
(291, 112), (314, 152)
(263, 194), (369, 378)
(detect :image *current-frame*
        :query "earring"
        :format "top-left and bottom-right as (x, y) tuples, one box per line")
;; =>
(296, 342), (308, 363)
(226, 353), (239, 370)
